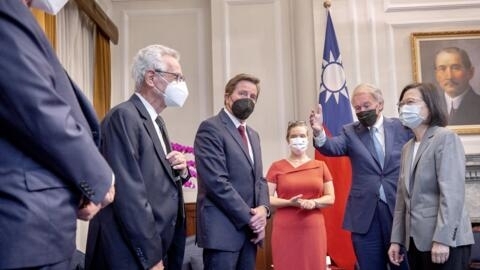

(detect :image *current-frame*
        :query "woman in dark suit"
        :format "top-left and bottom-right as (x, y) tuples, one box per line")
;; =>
(389, 82), (474, 269)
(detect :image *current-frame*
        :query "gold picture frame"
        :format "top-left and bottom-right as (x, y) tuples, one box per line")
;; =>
(411, 30), (480, 134)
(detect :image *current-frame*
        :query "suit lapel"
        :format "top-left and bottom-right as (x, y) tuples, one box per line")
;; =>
(412, 127), (437, 172)
(130, 95), (175, 181)
(403, 140), (415, 195)
(409, 126), (438, 193)
(383, 118), (395, 167)
(246, 126), (258, 167)
(220, 110), (254, 167)
(357, 124), (379, 166)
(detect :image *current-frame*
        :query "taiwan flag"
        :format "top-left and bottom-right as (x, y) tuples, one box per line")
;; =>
(316, 10), (356, 270)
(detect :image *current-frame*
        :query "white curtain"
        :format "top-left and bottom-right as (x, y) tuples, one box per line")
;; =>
(56, 1), (96, 253)
(56, 0), (95, 100)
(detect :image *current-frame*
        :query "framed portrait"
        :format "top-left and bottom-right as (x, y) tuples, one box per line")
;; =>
(411, 30), (480, 134)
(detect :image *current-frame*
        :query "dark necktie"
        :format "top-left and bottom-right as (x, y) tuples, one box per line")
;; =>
(238, 125), (248, 148)
(155, 116), (171, 153)
(449, 101), (456, 119)
(155, 116), (185, 219)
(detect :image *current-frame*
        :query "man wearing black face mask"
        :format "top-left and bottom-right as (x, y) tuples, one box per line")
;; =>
(309, 83), (412, 270)
(194, 73), (270, 270)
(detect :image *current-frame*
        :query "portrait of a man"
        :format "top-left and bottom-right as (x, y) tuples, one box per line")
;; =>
(412, 31), (480, 127)
(434, 47), (480, 125)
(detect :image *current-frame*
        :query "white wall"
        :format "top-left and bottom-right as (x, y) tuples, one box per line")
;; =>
(108, 0), (480, 186)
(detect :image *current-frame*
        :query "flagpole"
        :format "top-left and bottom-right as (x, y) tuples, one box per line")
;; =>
(323, 0), (331, 9)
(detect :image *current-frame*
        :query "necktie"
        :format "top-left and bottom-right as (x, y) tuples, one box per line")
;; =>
(155, 116), (172, 153)
(155, 116), (185, 219)
(371, 127), (387, 203)
(238, 125), (248, 148)
(370, 127), (384, 168)
(449, 101), (456, 119)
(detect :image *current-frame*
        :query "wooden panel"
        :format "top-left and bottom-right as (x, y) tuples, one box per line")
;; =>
(184, 202), (274, 270)
(185, 202), (197, 237)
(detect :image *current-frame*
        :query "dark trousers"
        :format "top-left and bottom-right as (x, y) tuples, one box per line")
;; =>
(352, 200), (409, 270)
(166, 217), (186, 270)
(203, 237), (257, 270)
(408, 238), (471, 270)
(12, 257), (73, 270)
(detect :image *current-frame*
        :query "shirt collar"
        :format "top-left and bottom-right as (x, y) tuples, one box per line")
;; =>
(135, 93), (158, 122)
(371, 114), (384, 131)
(223, 107), (244, 128)
(444, 90), (468, 111)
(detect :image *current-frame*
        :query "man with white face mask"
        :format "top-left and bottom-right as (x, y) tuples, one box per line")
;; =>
(0, 1), (115, 269)
(85, 44), (190, 270)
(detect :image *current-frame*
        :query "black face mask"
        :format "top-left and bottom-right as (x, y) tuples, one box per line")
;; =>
(356, 109), (378, 127)
(231, 98), (255, 120)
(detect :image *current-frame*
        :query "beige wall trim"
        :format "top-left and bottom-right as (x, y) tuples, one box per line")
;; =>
(75, 0), (119, 44)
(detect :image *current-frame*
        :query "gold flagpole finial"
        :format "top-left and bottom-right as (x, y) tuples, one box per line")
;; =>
(323, 0), (331, 9)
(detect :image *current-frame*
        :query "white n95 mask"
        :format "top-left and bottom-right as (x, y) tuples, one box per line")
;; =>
(31, 0), (69, 15)
(163, 81), (189, 107)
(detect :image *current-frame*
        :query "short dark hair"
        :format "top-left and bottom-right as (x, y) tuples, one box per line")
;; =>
(224, 73), (260, 105)
(399, 82), (448, 127)
(434, 47), (472, 69)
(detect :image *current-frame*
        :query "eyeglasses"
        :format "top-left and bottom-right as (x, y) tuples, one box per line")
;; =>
(154, 69), (185, 83)
(397, 98), (424, 109)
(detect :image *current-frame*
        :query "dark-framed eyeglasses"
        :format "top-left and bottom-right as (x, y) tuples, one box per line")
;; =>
(154, 69), (185, 83)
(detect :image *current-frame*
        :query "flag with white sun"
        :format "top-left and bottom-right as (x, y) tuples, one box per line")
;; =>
(319, 10), (353, 136)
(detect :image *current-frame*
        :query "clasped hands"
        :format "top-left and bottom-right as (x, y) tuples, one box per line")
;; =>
(249, 206), (268, 244)
(290, 194), (316, 210)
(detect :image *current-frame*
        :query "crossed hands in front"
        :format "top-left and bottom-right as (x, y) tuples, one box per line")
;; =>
(249, 206), (269, 245)
(289, 194), (317, 210)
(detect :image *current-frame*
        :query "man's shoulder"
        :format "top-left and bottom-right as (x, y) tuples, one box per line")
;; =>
(464, 89), (480, 102)
(458, 89), (480, 114)
(103, 99), (138, 122)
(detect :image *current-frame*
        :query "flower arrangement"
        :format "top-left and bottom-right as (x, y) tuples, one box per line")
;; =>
(171, 142), (196, 189)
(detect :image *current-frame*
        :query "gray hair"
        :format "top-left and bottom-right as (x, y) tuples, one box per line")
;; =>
(131, 44), (180, 90)
(351, 83), (384, 105)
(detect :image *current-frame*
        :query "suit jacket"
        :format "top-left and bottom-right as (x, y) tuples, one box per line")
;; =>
(195, 109), (269, 252)
(448, 88), (480, 125)
(391, 126), (474, 251)
(0, 1), (112, 268)
(314, 117), (412, 234)
(85, 95), (185, 269)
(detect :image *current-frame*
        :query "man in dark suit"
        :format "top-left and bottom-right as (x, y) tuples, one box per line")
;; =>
(85, 44), (190, 270)
(309, 83), (412, 270)
(194, 73), (270, 270)
(434, 46), (480, 125)
(0, 1), (115, 269)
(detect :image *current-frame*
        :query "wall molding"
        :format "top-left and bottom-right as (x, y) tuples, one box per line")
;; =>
(384, 0), (480, 12)
(121, 8), (205, 102)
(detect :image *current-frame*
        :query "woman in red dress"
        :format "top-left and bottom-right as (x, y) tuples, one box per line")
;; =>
(266, 120), (335, 270)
